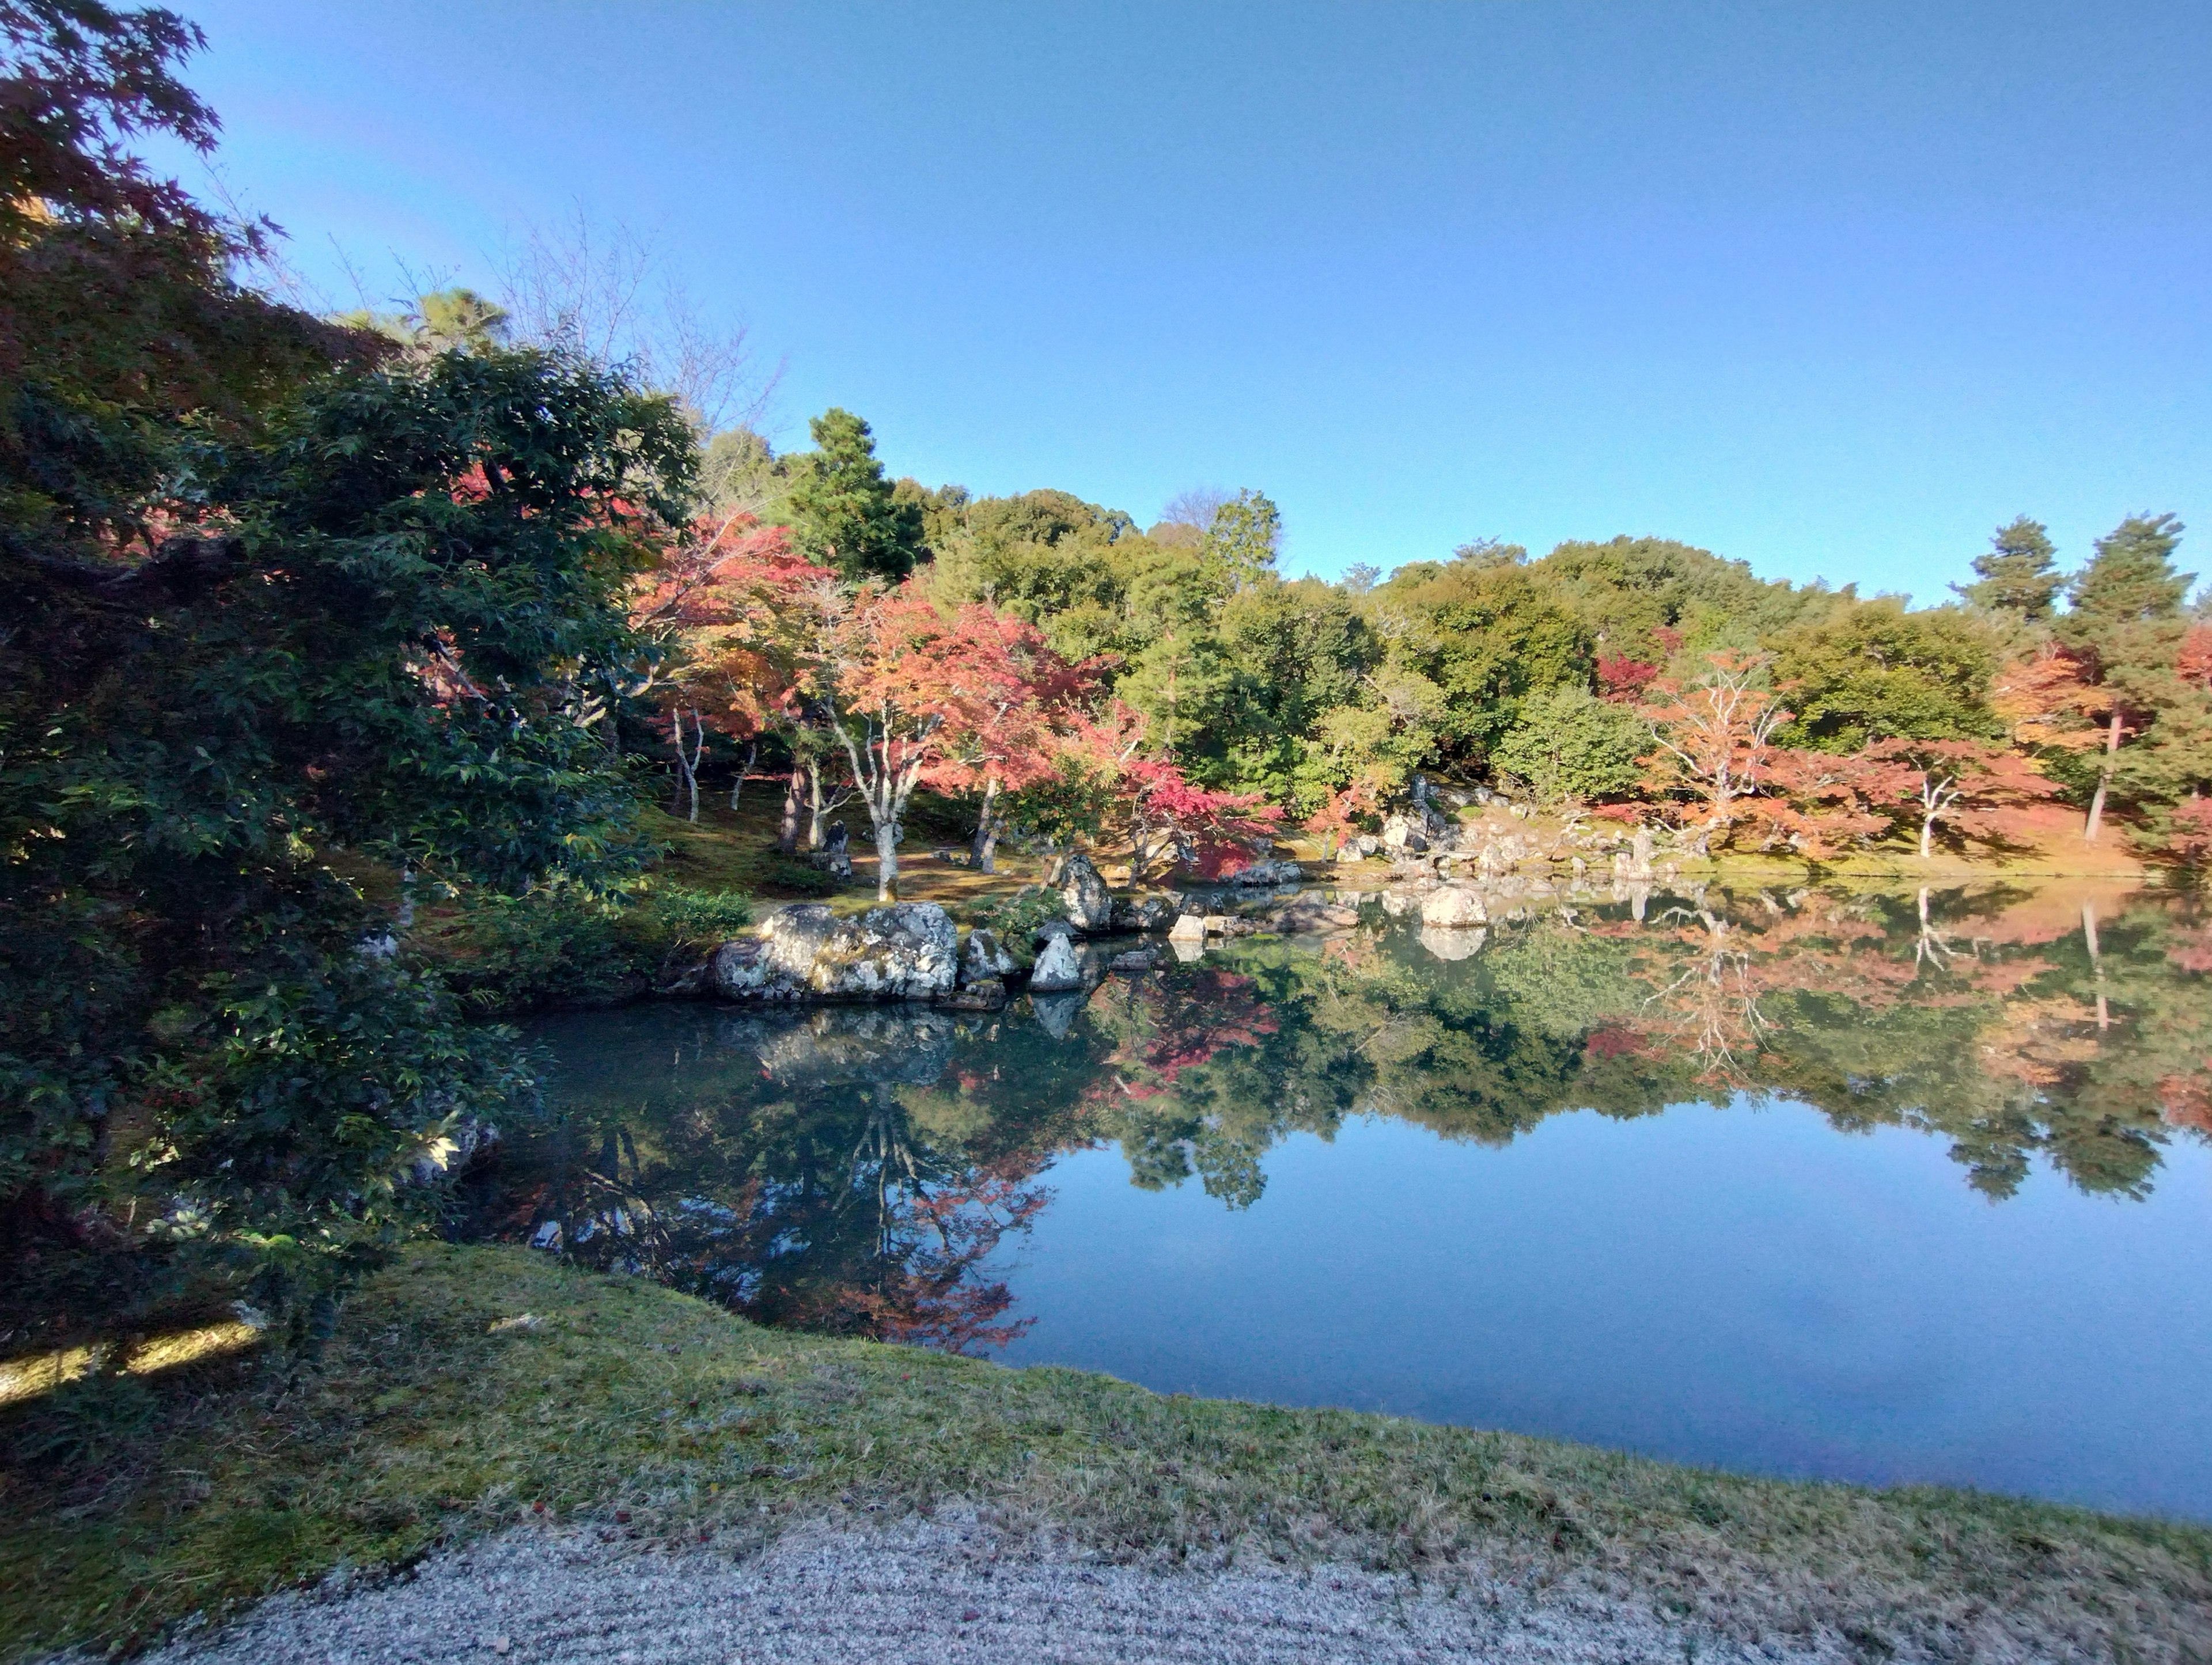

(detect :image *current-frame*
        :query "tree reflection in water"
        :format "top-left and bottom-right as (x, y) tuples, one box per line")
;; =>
(482, 882), (2212, 1351)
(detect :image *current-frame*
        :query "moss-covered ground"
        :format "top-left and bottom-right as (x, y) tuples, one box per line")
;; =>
(5, 1244), (2208, 1662)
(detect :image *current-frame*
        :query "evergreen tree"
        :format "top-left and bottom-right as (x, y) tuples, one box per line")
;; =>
(2058, 513), (2193, 840)
(786, 407), (926, 583)
(2063, 513), (2192, 636)
(1956, 516), (2063, 619)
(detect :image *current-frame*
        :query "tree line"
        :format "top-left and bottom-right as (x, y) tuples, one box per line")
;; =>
(654, 407), (2206, 878)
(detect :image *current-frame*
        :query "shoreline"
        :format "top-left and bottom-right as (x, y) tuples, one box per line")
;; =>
(9, 1244), (2208, 1662)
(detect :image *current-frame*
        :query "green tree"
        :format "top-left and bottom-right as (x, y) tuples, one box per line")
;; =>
(2059, 513), (2193, 839)
(785, 407), (925, 583)
(1201, 488), (1281, 591)
(1956, 516), (2064, 620)
(1, 3), (695, 1324)
(1490, 684), (1648, 803)
(1771, 598), (1998, 752)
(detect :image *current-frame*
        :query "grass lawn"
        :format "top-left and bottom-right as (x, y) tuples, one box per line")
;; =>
(4, 1244), (2207, 1662)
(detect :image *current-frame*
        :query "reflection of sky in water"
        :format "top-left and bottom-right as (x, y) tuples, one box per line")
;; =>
(990, 1103), (2212, 1520)
(513, 883), (2212, 1520)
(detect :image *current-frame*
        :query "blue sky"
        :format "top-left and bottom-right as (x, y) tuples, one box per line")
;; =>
(169, 1), (2209, 598)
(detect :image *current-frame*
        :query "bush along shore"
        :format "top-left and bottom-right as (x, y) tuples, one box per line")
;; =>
(3, 1244), (2209, 1663)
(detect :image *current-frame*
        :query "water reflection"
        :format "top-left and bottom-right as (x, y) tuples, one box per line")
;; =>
(483, 882), (2212, 1351)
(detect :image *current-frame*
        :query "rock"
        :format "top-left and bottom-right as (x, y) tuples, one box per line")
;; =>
(935, 978), (1007, 1011)
(1058, 851), (1113, 931)
(959, 928), (1017, 986)
(1027, 932), (1084, 992)
(1274, 900), (1360, 934)
(728, 1006), (957, 1087)
(1381, 813), (1427, 855)
(1229, 858), (1304, 887)
(710, 902), (957, 1002)
(1354, 833), (1382, 857)
(1378, 890), (1419, 918)
(1167, 913), (1207, 942)
(1028, 989), (1084, 1039)
(1109, 948), (1158, 973)
(1109, 896), (1176, 932)
(1420, 886), (1489, 928)
(1419, 924), (1487, 961)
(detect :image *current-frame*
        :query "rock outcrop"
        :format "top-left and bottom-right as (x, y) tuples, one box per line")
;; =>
(1058, 852), (1113, 931)
(710, 902), (958, 1002)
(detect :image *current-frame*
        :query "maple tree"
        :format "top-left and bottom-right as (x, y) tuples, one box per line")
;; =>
(1636, 651), (1792, 851)
(1865, 738), (2059, 858)
(629, 507), (828, 821)
(806, 582), (1065, 900)
(1302, 768), (1389, 859)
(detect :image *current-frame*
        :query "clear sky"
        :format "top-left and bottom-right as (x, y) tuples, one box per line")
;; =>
(167, 1), (2210, 598)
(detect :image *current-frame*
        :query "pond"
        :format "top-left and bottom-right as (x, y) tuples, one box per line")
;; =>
(469, 882), (2212, 1522)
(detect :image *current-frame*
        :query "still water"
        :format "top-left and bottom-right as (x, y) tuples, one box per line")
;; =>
(483, 883), (2212, 1520)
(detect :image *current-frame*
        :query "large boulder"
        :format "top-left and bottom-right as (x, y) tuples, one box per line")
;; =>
(1229, 858), (1304, 887)
(1058, 852), (1113, 931)
(1027, 931), (1084, 992)
(1420, 885), (1488, 928)
(710, 902), (957, 1002)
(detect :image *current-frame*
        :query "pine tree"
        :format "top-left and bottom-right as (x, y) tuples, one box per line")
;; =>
(2059, 513), (2194, 840)
(1955, 516), (2063, 619)
(786, 407), (926, 583)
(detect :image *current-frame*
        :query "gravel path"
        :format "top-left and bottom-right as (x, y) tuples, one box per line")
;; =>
(130, 1509), (1839, 1665)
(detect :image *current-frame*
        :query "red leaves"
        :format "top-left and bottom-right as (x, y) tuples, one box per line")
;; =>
(1595, 652), (1659, 703)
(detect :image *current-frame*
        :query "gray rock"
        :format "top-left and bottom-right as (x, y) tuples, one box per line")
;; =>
(959, 927), (1017, 986)
(1027, 932), (1084, 992)
(1028, 989), (1084, 1039)
(711, 902), (957, 1002)
(935, 978), (1007, 1011)
(1419, 924), (1488, 961)
(1229, 858), (1304, 887)
(1108, 948), (1158, 973)
(1108, 895), (1176, 932)
(1421, 886), (1489, 928)
(1381, 813), (1427, 855)
(1058, 851), (1113, 931)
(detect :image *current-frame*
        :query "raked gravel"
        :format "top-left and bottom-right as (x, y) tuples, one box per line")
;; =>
(122, 1507), (1844, 1665)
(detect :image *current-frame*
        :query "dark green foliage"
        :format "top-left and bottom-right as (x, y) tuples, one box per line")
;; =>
(2063, 514), (2192, 643)
(1376, 556), (1594, 758)
(1956, 517), (2064, 620)
(1772, 598), (1999, 751)
(785, 406), (927, 582)
(1490, 684), (1649, 801)
(431, 883), (753, 1012)
(0, 3), (706, 1320)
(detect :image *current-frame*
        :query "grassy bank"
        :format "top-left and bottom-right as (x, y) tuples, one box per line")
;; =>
(4, 1245), (2207, 1663)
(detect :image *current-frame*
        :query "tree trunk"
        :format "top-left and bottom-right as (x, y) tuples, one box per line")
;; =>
(729, 738), (757, 810)
(2084, 707), (2123, 841)
(777, 767), (802, 854)
(806, 760), (829, 851)
(969, 776), (1001, 871)
(1919, 813), (1934, 860)
(876, 818), (900, 902)
(2083, 901), (2109, 1030)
